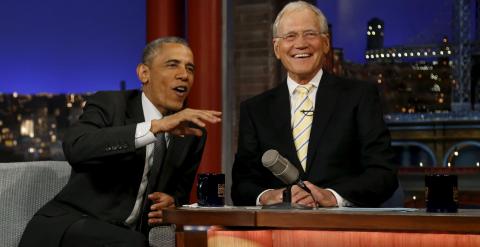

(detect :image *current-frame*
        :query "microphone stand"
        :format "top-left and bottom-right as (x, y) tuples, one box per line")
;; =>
(262, 185), (312, 210)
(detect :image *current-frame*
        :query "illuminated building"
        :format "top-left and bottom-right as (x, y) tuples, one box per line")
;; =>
(0, 93), (87, 161)
(366, 18), (384, 50)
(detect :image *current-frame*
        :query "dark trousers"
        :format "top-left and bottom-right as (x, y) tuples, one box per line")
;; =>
(19, 201), (147, 247)
(60, 217), (147, 247)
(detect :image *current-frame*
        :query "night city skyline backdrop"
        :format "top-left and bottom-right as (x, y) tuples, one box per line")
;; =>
(0, 0), (452, 94)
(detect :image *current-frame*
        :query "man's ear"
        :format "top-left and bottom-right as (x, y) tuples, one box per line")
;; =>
(321, 34), (331, 55)
(136, 63), (150, 85)
(273, 39), (280, 59)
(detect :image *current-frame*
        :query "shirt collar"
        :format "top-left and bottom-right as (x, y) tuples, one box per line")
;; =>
(141, 92), (163, 122)
(287, 69), (323, 96)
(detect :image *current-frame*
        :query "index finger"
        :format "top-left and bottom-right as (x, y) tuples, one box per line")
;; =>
(204, 110), (222, 116)
(196, 110), (222, 123)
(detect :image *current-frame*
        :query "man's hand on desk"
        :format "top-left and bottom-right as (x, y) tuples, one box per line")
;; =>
(291, 185), (316, 207)
(259, 188), (284, 205)
(147, 192), (175, 226)
(304, 181), (338, 207)
(258, 186), (319, 208)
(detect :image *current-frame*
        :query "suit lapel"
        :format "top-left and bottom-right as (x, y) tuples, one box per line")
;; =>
(125, 91), (146, 159)
(126, 91), (144, 124)
(269, 83), (305, 175)
(306, 73), (340, 174)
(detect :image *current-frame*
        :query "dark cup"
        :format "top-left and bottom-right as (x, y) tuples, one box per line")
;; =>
(425, 174), (458, 213)
(197, 173), (225, 207)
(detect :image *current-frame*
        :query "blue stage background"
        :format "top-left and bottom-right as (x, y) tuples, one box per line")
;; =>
(0, 0), (450, 93)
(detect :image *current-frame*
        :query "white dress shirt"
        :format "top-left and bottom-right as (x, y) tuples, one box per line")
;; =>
(125, 92), (169, 226)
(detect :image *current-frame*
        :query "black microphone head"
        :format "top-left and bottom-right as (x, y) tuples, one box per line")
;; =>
(262, 149), (299, 185)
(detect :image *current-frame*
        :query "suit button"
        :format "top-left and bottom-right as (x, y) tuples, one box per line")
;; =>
(105, 147), (112, 151)
(112, 146), (118, 151)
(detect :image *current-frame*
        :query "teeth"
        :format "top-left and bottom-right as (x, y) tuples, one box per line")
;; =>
(294, 54), (310, 58)
(174, 86), (187, 93)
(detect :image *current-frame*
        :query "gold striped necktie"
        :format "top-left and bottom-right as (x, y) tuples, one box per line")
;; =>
(292, 84), (314, 171)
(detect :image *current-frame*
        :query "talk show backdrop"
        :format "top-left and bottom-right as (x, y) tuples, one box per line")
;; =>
(0, 0), (451, 93)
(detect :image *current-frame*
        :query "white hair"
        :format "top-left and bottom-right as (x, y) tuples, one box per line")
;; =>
(272, 1), (329, 37)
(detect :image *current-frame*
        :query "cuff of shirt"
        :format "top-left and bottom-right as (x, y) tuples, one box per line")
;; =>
(256, 189), (274, 206)
(134, 121), (157, 148)
(325, 188), (353, 207)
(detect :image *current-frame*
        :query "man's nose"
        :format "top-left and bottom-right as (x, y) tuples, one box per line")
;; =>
(175, 68), (188, 80)
(293, 35), (309, 48)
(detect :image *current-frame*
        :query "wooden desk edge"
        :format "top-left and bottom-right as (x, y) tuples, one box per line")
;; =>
(163, 208), (480, 234)
(163, 208), (257, 227)
(256, 210), (480, 234)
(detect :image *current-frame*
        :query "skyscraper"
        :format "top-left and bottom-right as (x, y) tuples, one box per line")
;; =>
(366, 18), (384, 50)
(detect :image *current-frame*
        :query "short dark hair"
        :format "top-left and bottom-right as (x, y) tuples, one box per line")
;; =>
(141, 37), (190, 65)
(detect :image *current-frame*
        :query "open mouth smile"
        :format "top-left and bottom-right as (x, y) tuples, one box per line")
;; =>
(292, 53), (312, 59)
(173, 86), (188, 96)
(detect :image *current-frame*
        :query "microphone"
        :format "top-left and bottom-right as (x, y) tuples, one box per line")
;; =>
(261, 149), (311, 194)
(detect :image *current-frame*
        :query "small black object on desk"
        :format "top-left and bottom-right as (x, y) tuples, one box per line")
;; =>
(262, 185), (313, 210)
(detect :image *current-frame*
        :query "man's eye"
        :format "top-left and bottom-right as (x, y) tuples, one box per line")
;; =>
(285, 33), (297, 41)
(304, 31), (319, 38)
(166, 63), (177, 68)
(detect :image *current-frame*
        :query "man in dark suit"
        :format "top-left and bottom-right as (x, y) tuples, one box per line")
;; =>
(231, 1), (397, 208)
(20, 37), (221, 247)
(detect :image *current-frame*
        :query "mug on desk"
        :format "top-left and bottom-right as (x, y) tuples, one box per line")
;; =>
(197, 173), (225, 207)
(425, 174), (458, 213)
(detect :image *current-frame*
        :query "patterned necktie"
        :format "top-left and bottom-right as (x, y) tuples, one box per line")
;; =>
(292, 84), (314, 171)
(147, 133), (167, 195)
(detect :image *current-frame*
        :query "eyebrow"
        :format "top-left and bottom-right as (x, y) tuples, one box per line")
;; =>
(165, 59), (195, 69)
(165, 59), (181, 64)
(284, 29), (318, 34)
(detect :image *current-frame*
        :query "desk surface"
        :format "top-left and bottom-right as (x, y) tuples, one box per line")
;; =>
(163, 207), (480, 234)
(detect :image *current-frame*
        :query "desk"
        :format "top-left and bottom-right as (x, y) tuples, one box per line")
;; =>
(163, 207), (480, 247)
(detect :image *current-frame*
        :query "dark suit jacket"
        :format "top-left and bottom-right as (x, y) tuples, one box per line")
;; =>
(231, 72), (398, 207)
(20, 90), (206, 246)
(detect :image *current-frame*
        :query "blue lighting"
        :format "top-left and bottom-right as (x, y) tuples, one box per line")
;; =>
(0, 0), (451, 93)
(0, 0), (145, 94)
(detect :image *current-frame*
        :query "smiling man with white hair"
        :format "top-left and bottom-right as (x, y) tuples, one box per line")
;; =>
(232, 1), (398, 208)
